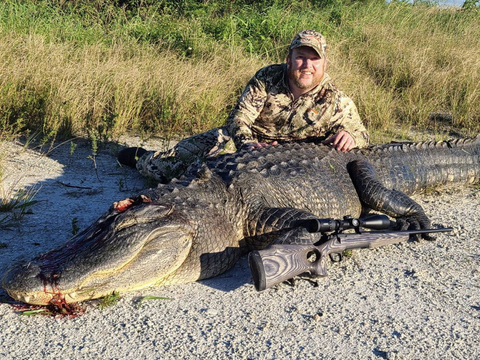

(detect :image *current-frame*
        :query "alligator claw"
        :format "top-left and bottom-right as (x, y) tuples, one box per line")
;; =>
(394, 216), (436, 241)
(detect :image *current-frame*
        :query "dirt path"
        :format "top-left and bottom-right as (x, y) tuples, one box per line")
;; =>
(0, 138), (479, 359)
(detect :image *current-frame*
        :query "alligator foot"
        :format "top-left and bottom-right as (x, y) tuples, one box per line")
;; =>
(394, 217), (436, 241)
(348, 160), (434, 240)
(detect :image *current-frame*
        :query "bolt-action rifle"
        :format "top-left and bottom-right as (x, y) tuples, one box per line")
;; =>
(248, 214), (452, 291)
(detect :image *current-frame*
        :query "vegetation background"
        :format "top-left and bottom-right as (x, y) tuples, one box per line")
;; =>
(0, 0), (479, 145)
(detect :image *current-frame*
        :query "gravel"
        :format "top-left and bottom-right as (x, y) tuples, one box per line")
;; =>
(0, 138), (479, 359)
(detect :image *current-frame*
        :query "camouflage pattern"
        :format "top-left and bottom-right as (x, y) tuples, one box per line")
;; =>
(136, 127), (236, 183)
(289, 29), (327, 58)
(227, 64), (369, 149)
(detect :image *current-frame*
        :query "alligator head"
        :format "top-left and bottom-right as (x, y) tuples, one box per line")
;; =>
(2, 195), (194, 305)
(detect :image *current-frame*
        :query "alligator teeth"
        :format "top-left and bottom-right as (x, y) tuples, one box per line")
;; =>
(69, 292), (77, 299)
(23, 296), (31, 303)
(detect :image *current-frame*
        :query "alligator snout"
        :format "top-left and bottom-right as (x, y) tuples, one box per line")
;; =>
(2, 199), (194, 305)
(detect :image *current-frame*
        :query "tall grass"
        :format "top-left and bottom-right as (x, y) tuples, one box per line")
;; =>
(0, 0), (478, 142)
(0, 31), (260, 140)
(334, 1), (480, 140)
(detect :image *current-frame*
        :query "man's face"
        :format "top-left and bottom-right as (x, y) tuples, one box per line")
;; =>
(287, 46), (326, 93)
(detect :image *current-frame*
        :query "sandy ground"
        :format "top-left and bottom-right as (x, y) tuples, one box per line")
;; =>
(0, 137), (479, 359)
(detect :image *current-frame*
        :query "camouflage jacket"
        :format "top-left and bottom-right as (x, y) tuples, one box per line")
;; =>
(227, 64), (369, 148)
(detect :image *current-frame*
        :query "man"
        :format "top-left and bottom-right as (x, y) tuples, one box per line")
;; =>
(119, 30), (369, 183)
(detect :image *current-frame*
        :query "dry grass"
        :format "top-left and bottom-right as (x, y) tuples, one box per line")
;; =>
(0, 31), (261, 140)
(329, 3), (480, 140)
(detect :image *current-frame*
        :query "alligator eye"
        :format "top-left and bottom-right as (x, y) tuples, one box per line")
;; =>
(134, 204), (175, 223)
(115, 217), (139, 231)
(112, 203), (177, 231)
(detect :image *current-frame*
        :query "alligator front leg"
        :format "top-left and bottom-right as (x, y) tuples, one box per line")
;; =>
(347, 160), (431, 231)
(245, 207), (323, 249)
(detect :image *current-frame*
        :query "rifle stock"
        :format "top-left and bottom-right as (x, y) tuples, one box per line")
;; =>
(249, 228), (452, 291)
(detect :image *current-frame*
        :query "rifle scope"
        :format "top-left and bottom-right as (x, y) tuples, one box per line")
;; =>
(305, 214), (391, 233)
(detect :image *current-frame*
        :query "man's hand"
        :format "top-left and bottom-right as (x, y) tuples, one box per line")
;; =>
(322, 131), (356, 152)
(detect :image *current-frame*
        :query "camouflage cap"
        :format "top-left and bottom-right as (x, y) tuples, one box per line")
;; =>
(289, 30), (327, 58)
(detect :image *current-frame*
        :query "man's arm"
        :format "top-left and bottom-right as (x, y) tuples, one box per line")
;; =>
(226, 72), (268, 149)
(325, 90), (369, 150)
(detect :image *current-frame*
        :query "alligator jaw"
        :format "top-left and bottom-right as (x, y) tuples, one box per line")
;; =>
(2, 272), (83, 306)
(2, 202), (194, 305)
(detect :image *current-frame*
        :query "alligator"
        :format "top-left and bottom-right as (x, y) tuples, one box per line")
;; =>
(3, 137), (480, 305)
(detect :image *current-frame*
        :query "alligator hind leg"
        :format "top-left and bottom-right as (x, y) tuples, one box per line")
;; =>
(347, 160), (432, 232)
